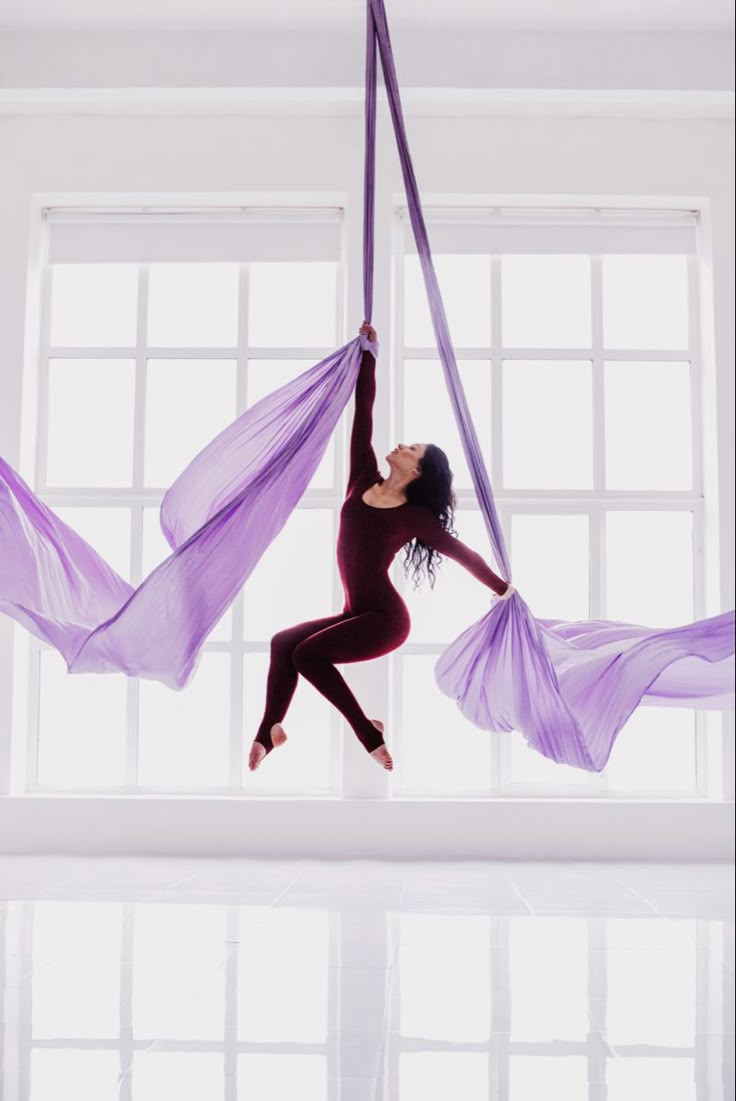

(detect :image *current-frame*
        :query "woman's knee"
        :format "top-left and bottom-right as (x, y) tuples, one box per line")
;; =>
(291, 638), (320, 672)
(270, 627), (296, 656)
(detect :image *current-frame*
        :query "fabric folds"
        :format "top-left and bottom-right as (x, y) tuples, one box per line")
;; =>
(0, 0), (733, 770)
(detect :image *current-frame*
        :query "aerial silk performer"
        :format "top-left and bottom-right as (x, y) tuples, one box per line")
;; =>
(1, 0), (734, 775)
(247, 321), (514, 773)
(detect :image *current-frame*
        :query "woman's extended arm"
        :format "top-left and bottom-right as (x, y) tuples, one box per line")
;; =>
(346, 325), (382, 496)
(413, 509), (510, 597)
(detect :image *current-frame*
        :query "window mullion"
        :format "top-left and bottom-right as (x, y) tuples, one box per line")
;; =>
(124, 266), (149, 789)
(490, 256), (504, 792)
(229, 265), (250, 791)
(35, 266), (53, 495)
(118, 903), (134, 1101)
(687, 255), (710, 797)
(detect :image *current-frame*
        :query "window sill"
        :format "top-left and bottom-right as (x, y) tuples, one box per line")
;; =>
(1, 794), (732, 860)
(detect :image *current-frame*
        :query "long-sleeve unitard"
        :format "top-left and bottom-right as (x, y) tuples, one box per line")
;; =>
(254, 347), (508, 755)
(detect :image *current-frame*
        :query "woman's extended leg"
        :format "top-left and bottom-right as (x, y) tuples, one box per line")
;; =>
(254, 612), (350, 755)
(291, 608), (410, 754)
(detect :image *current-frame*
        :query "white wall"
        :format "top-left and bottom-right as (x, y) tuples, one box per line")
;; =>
(1, 27), (733, 91)
(0, 25), (733, 849)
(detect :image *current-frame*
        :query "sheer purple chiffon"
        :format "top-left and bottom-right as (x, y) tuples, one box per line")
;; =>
(0, 0), (733, 769)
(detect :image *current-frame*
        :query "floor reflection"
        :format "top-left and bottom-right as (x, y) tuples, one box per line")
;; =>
(0, 858), (732, 1100)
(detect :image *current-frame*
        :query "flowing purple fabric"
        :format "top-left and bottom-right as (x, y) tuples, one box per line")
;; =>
(1, 343), (366, 688)
(364, 0), (733, 769)
(0, 0), (734, 769)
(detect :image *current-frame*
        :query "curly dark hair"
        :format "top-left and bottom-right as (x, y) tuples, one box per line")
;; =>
(396, 443), (457, 591)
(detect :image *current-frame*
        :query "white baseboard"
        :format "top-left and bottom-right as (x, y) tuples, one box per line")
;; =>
(0, 796), (733, 860)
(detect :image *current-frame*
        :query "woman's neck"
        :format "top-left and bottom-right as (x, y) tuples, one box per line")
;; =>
(377, 472), (412, 498)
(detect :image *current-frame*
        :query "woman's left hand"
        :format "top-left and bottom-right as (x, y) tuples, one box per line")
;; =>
(359, 321), (378, 343)
(497, 584), (516, 601)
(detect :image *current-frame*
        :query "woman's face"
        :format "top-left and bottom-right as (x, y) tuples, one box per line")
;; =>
(386, 442), (427, 479)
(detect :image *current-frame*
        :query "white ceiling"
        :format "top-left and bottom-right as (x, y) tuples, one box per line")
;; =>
(0, 0), (732, 30)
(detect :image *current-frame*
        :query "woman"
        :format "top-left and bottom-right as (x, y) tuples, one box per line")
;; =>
(248, 322), (514, 773)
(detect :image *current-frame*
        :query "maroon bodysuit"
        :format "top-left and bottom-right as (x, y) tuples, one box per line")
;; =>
(254, 347), (508, 756)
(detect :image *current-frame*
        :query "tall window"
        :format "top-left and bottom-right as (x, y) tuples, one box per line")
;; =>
(391, 208), (707, 798)
(4, 899), (338, 1098)
(387, 911), (721, 1097)
(19, 204), (714, 799)
(2, 900), (725, 1098)
(24, 208), (346, 795)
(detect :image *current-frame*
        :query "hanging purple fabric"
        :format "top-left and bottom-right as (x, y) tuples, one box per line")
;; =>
(366, 0), (733, 768)
(0, 0), (734, 768)
(0, 343), (366, 688)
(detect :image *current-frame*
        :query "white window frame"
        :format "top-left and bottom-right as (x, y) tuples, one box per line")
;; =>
(384, 911), (726, 1096)
(19, 205), (352, 798)
(11, 199), (725, 805)
(389, 205), (714, 800)
(1, 901), (728, 1097)
(2, 899), (344, 1098)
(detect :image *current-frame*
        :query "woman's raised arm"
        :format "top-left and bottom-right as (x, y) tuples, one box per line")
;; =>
(346, 324), (382, 496)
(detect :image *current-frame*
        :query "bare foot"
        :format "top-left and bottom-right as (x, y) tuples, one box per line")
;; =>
(248, 723), (287, 772)
(368, 720), (393, 771)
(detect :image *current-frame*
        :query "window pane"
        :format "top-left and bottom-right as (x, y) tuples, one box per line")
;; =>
(511, 514), (589, 621)
(605, 361), (692, 489)
(148, 263), (239, 346)
(510, 918), (588, 1041)
(54, 507), (132, 582)
(238, 908), (328, 1042)
(606, 511), (693, 627)
(244, 510), (334, 642)
(399, 914), (491, 1041)
(248, 360), (334, 489)
(606, 1057), (696, 1101)
(37, 651), (127, 788)
(141, 507), (232, 641)
(144, 358), (237, 487)
(242, 653), (332, 792)
(132, 1054), (224, 1101)
(50, 263), (138, 347)
(403, 360), (491, 491)
(400, 1053), (488, 1101)
(606, 707), (696, 793)
(133, 905), (227, 1040)
(401, 510), (497, 644)
(510, 1056), (588, 1100)
(404, 254), (491, 347)
(606, 919), (695, 1046)
(603, 255), (689, 350)
(248, 262), (337, 347)
(137, 653), (230, 788)
(501, 255), (591, 348)
(238, 1055), (328, 1101)
(396, 655), (491, 795)
(47, 359), (135, 487)
(32, 902), (121, 1038)
(30, 1051), (120, 1101)
(503, 360), (593, 489)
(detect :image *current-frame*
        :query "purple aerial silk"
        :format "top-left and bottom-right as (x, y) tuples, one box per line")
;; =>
(1, 342), (366, 688)
(0, 0), (734, 769)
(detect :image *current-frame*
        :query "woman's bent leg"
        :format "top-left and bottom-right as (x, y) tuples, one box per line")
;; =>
(255, 612), (349, 752)
(291, 609), (409, 754)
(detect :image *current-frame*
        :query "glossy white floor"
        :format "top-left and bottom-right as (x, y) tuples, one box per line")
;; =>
(0, 857), (733, 1101)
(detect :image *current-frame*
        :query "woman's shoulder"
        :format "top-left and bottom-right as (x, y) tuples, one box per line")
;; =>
(408, 502), (443, 528)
